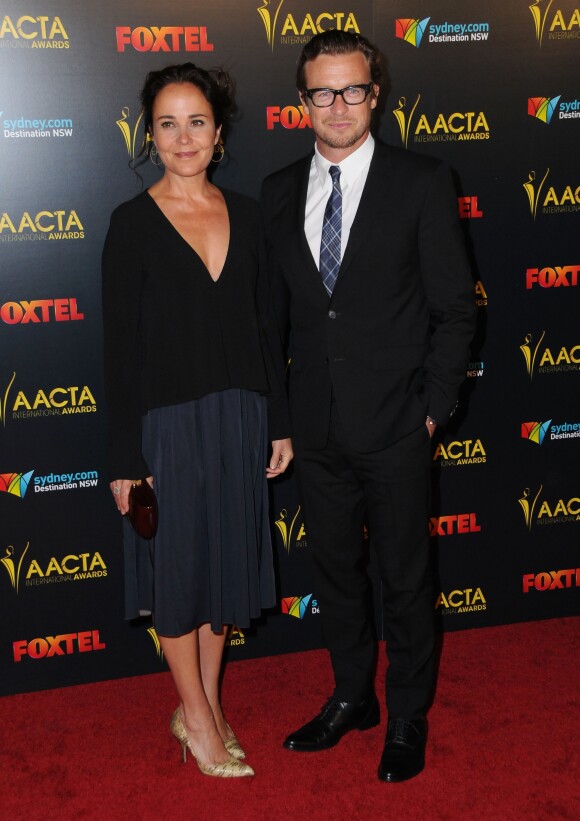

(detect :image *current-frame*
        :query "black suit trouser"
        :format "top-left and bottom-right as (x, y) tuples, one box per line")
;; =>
(293, 402), (436, 719)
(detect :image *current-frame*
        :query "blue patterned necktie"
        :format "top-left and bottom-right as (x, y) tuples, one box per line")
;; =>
(319, 165), (342, 296)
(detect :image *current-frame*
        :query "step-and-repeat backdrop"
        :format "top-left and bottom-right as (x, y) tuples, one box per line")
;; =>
(1, 0), (578, 695)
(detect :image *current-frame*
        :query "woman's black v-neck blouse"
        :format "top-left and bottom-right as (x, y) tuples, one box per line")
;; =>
(102, 188), (289, 479)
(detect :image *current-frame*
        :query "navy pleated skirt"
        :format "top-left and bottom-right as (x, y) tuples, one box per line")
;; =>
(122, 389), (276, 635)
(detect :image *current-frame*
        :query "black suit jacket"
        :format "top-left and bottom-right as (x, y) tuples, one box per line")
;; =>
(260, 142), (476, 452)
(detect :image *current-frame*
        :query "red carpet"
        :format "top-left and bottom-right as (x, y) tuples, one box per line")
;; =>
(0, 618), (578, 820)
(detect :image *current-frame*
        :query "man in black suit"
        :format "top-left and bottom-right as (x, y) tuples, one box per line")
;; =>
(261, 30), (476, 782)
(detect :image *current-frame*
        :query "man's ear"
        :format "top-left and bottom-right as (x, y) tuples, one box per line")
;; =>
(299, 92), (310, 114)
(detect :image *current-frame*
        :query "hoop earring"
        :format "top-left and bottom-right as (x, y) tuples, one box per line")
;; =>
(211, 141), (225, 163)
(149, 144), (162, 167)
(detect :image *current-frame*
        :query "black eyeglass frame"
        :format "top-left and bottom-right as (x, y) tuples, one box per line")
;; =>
(303, 83), (375, 107)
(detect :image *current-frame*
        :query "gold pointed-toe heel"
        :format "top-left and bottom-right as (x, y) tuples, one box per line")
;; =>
(224, 723), (246, 760)
(170, 709), (254, 778)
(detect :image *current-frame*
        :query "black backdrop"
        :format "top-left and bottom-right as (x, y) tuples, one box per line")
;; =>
(1, 0), (579, 695)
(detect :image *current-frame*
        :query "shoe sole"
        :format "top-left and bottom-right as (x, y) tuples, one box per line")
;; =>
(377, 762), (424, 783)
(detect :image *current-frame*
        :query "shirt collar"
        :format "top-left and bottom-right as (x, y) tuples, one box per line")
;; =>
(313, 133), (375, 191)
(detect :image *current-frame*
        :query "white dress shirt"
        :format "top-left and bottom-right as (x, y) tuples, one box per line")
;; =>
(305, 133), (375, 269)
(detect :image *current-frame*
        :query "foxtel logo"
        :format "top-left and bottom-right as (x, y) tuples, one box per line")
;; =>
(115, 26), (214, 53)
(0, 298), (84, 324)
(526, 265), (579, 289)
(522, 568), (579, 592)
(266, 105), (311, 130)
(13, 629), (106, 661)
(458, 196), (483, 218)
(429, 513), (481, 536)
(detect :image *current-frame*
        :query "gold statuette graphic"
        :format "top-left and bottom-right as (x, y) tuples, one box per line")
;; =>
(257, 0), (285, 50)
(1, 543), (29, 593)
(116, 107), (144, 160)
(274, 506), (301, 552)
(393, 95), (421, 149)
(529, 0), (555, 45)
(519, 331), (546, 379)
(518, 486), (543, 531)
(523, 169), (549, 219)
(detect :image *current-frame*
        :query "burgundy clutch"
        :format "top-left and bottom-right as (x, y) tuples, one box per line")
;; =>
(127, 479), (158, 540)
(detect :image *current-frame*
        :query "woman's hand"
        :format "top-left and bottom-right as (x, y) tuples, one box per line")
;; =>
(266, 438), (293, 478)
(110, 476), (154, 515)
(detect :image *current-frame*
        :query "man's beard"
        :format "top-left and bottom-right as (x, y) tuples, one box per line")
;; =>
(316, 120), (370, 150)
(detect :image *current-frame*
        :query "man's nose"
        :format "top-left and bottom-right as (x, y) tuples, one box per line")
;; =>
(331, 93), (349, 114)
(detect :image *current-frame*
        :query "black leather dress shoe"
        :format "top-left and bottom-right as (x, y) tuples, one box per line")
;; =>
(378, 718), (427, 783)
(283, 695), (380, 751)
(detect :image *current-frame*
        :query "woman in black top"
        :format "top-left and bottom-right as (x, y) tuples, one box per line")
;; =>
(102, 63), (292, 778)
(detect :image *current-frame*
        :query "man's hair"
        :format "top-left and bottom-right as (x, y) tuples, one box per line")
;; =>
(296, 30), (382, 93)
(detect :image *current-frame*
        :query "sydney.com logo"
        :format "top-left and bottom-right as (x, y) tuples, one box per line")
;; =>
(395, 17), (490, 47)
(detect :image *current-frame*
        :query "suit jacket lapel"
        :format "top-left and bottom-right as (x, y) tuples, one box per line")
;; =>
(334, 145), (393, 291)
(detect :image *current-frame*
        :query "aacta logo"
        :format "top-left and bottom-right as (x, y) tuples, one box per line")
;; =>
(526, 264), (580, 288)
(0, 16), (69, 48)
(520, 331), (580, 378)
(393, 94), (490, 148)
(523, 568), (580, 592)
(257, 1), (360, 49)
(529, 1), (580, 45)
(0, 470), (34, 498)
(518, 485), (580, 529)
(1, 374), (97, 423)
(1, 546), (108, 593)
(266, 105), (312, 130)
(521, 421), (551, 445)
(116, 108), (144, 161)
(226, 626), (246, 647)
(25, 551), (108, 586)
(524, 168), (580, 217)
(115, 25), (214, 53)
(281, 594), (318, 618)
(475, 280), (487, 307)
(0, 210), (84, 241)
(433, 439), (486, 466)
(435, 588), (486, 613)
(458, 196), (483, 218)
(13, 385), (97, 417)
(429, 513), (481, 536)
(528, 96), (561, 124)
(13, 630), (106, 662)
(0, 298), (84, 324)
(274, 507), (307, 551)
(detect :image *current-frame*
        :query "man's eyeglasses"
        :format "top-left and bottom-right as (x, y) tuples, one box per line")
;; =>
(304, 84), (374, 108)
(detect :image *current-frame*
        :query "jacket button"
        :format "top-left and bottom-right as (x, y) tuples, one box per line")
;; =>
(328, 310), (337, 319)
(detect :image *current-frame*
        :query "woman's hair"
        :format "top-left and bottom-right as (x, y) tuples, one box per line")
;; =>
(296, 30), (382, 94)
(137, 62), (236, 161)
